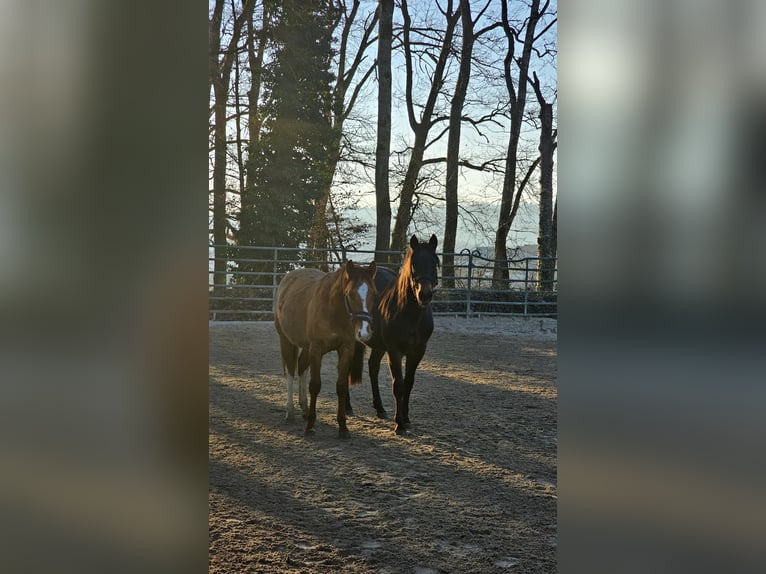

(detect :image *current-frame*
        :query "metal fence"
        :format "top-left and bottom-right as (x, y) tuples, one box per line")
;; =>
(208, 244), (557, 320)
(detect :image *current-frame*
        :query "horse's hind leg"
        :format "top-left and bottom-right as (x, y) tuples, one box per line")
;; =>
(297, 348), (310, 419)
(369, 348), (387, 418)
(277, 326), (299, 421)
(345, 391), (354, 417)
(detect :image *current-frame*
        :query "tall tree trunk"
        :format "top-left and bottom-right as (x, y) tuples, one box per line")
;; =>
(308, 146), (341, 268)
(210, 0), (226, 290)
(232, 0), (245, 196)
(551, 196), (557, 259)
(529, 70), (556, 293)
(212, 79), (229, 289)
(236, 0), (266, 288)
(390, 124), (429, 251)
(443, 0), (474, 288)
(209, 0), (224, 98)
(536, 100), (555, 292)
(244, 1), (267, 197)
(491, 0), (541, 288)
(390, 0), (460, 253)
(374, 0), (394, 263)
(308, 193), (331, 270)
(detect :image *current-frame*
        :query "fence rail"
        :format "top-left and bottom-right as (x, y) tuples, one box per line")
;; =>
(209, 245), (557, 320)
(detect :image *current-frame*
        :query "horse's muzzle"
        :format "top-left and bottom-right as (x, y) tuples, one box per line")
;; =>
(416, 281), (434, 306)
(356, 319), (373, 342)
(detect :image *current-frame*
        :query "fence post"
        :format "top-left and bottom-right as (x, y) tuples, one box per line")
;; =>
(466, 249), (473, 318)
(523, 258), (530, 315)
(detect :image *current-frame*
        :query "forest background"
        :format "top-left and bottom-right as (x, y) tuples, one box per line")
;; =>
(209, 0), (557, 287)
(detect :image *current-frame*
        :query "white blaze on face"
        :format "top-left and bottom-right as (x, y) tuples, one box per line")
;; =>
(356, 282), (372, 341)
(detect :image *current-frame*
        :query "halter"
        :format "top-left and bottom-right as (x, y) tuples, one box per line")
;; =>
(344, 293), (373, 323)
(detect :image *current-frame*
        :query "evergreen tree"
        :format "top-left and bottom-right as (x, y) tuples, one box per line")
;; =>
(239, 0), (338, 249)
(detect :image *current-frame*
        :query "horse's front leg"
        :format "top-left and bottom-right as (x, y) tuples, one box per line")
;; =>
(335, 344), (355, 439)
(305, 344), (323, 435)
(386, 349), (406, 435)
(402, 345), (426, 429)
(369, 348), (387, 418)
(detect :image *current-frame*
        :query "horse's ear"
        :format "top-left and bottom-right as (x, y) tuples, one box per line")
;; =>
(429, 234), (438, 250)
(368, 261), (376, 278)
(343, 260), (354, 281)
(410, 235), (419, 249)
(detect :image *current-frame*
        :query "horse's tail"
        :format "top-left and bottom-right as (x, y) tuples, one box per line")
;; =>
(349, 342), (366, 386)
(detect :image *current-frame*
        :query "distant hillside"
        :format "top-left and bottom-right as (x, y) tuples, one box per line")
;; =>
(345, 202), (539, 252)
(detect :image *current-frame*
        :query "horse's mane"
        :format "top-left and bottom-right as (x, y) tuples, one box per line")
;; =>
(328, 265), (347, 303)
(380, 249), (415, 321)
(329, 267), (343, 297)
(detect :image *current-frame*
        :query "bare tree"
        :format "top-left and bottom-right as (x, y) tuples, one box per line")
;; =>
(442, 0), (474, 287)
(308, 1), (379, 256)
(529, 70), (556, 292)
(491, 0), (545, 287)
(243, 2), (268, 196)
(441, 0), (503, 286)
(389, 0), (461, 253)
(210, 0), (253, 288)
(374, 0), (394, 262)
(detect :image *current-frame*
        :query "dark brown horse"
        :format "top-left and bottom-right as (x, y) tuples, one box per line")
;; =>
(275, 260), (377, 438)
(351, 235), (439, 434)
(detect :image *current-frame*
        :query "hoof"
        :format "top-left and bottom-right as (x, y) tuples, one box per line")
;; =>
(286, 413), (295, 422)
(394, 424), (407, 436)
(338, 429), (350, 440)
(304, 427), (316, 437)
(376, 409), (388, 419)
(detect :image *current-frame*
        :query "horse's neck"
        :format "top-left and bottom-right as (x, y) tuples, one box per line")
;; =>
(327, 274), (347, 314)
(393, 274), (420, 314)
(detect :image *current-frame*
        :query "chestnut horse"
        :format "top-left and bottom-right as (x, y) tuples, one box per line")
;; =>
(274, 260), (377, 438)
(351, 235), (440, 434)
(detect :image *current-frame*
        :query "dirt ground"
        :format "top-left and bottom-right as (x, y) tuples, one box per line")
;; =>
(209, 317), (557, 573)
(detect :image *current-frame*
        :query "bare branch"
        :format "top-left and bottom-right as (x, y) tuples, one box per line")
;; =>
(342, 7), (379, 90)
(421, 156), (506, 173)
(342, 58), (378, 121)
(475, 21), (503, 37)
(424, 125), (451, 150)
(474, 0), (493, 25)
(533, 17), (556, 44)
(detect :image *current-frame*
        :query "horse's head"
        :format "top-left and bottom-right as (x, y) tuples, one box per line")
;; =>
(341, 260), (377, 343)
(406, 234), (440, 307)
